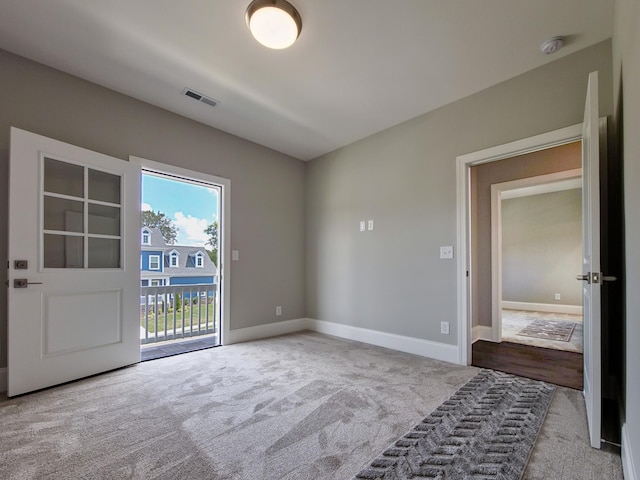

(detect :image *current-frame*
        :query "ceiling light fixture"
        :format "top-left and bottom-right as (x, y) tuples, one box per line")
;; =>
(246, 0), (302, 50)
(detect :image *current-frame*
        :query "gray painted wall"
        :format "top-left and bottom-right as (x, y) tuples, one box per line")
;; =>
(613, 0), (640, 474)
(0, 49), (306, 369)
(306, 40), (612, 345)
(502, 189), (582, 306)
(470, 142), (582, 327)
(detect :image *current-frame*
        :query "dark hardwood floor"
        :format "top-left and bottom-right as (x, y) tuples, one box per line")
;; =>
(472, 340), (583, 390)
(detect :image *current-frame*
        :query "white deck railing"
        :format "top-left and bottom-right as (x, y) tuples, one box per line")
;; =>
(140, 285), (218, 344)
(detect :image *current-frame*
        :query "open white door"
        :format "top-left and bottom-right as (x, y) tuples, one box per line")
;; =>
(7, 128), (140, 397)
(579, 71), (602, 449)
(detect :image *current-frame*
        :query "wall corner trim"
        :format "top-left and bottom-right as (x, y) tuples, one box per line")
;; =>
(0, 367), (7, 393)
(472, 325), (494, 343)
(622, 423), (638, 480)
(225, 318), (310, 344)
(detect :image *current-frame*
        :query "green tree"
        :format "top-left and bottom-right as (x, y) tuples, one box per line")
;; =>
(142, 210), (178, 245)
(204, 221), (218, 266)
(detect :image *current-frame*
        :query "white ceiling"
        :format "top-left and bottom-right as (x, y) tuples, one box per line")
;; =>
(0, 1), (613, 160)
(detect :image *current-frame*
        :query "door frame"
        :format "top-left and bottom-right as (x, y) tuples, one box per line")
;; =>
(455, 123), (582, 365)
(130, 156), (231, 345)
(490, 169), (583, 343)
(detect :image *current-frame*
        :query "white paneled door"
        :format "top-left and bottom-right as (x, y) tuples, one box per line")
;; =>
(580, 71), (602, 449)
(7, 128), (140, 396)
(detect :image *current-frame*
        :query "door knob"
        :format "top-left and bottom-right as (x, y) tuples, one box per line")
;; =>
(13, 279), (43, 288)
(576, 273), (617, 284)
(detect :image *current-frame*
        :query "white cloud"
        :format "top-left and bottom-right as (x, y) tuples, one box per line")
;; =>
(173, 212), (210, 247)
(141, 203), (152, 212)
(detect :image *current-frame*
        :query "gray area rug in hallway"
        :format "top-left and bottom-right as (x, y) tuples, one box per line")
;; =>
(517, 319), (576, 342)
(354, 370), (555, 480)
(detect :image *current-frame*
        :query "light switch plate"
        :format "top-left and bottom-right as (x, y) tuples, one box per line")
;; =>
(367, 220), (374, 231)
(232, 250), (239, 261)
(359, 221), (366, 232)
(440, 246), (454, 259)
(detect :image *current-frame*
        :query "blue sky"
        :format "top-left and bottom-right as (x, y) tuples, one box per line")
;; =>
(142, 173), (219, 247)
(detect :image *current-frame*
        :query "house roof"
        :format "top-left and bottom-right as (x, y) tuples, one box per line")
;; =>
(141, 227), (166, 248)
(141, 227), (217, 276)
(0, 2), (613, 160)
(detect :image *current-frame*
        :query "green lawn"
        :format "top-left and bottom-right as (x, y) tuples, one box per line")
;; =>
(141, 303), (218, 335)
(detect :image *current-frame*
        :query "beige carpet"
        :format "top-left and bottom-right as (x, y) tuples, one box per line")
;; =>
(0, 332), (622, 479)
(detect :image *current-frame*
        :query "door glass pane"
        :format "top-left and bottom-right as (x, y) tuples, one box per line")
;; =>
(89, 169), (121, 204)
(88, 238), (120, 268)
(44, 234), (84, 268)
(44, 158), (84, 198)
(88, 204), (120, 236)
(44, 197), (84, 232)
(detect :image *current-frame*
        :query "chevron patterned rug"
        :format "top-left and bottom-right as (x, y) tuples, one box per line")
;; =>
(354, 370), (555, 480)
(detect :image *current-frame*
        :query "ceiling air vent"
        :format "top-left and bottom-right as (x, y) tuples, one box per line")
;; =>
(182, 88), (220, 108)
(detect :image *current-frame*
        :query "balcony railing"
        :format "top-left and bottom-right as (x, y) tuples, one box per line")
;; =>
(140, 284), (218, 345)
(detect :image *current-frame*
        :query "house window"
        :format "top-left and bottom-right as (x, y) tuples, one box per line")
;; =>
(195, 252), (204, 268)
(142, 229), (151, 245)
(149, 255), (160, 270)
(151, 279), (163, 286)
(170, 251), (179, 267)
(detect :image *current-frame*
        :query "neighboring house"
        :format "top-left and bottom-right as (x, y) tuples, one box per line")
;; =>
(140, 227), (217, 290)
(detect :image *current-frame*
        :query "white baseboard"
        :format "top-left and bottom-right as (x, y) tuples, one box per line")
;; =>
(225, 318), (460, 365)
(308, 319), (459, 364)
(0, 368), (6, 393)
(472, 325), (494, 343)
(622, 423), (638, 480)
(225, 318), (310, 344)
(502, 301), (583, 316)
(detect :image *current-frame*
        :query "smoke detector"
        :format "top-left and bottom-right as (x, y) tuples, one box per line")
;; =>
(540, 36), (564, 55)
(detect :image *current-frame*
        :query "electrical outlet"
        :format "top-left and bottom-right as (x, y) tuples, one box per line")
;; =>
(276, 306), (282, 316)
(441, 321), (450, 335)
(232, 250), (239, 261)
(554, 293), (561, 301)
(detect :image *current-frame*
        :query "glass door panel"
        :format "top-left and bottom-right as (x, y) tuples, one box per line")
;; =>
(43, 197), (84, 232)
(88, 238), (120, 268)
(88, 204), (121, 236)
(43, 234), (84, 268)
(88, 169), (121, 204)
(44, 157), (84, 197)
(42, 158), (123, 270)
